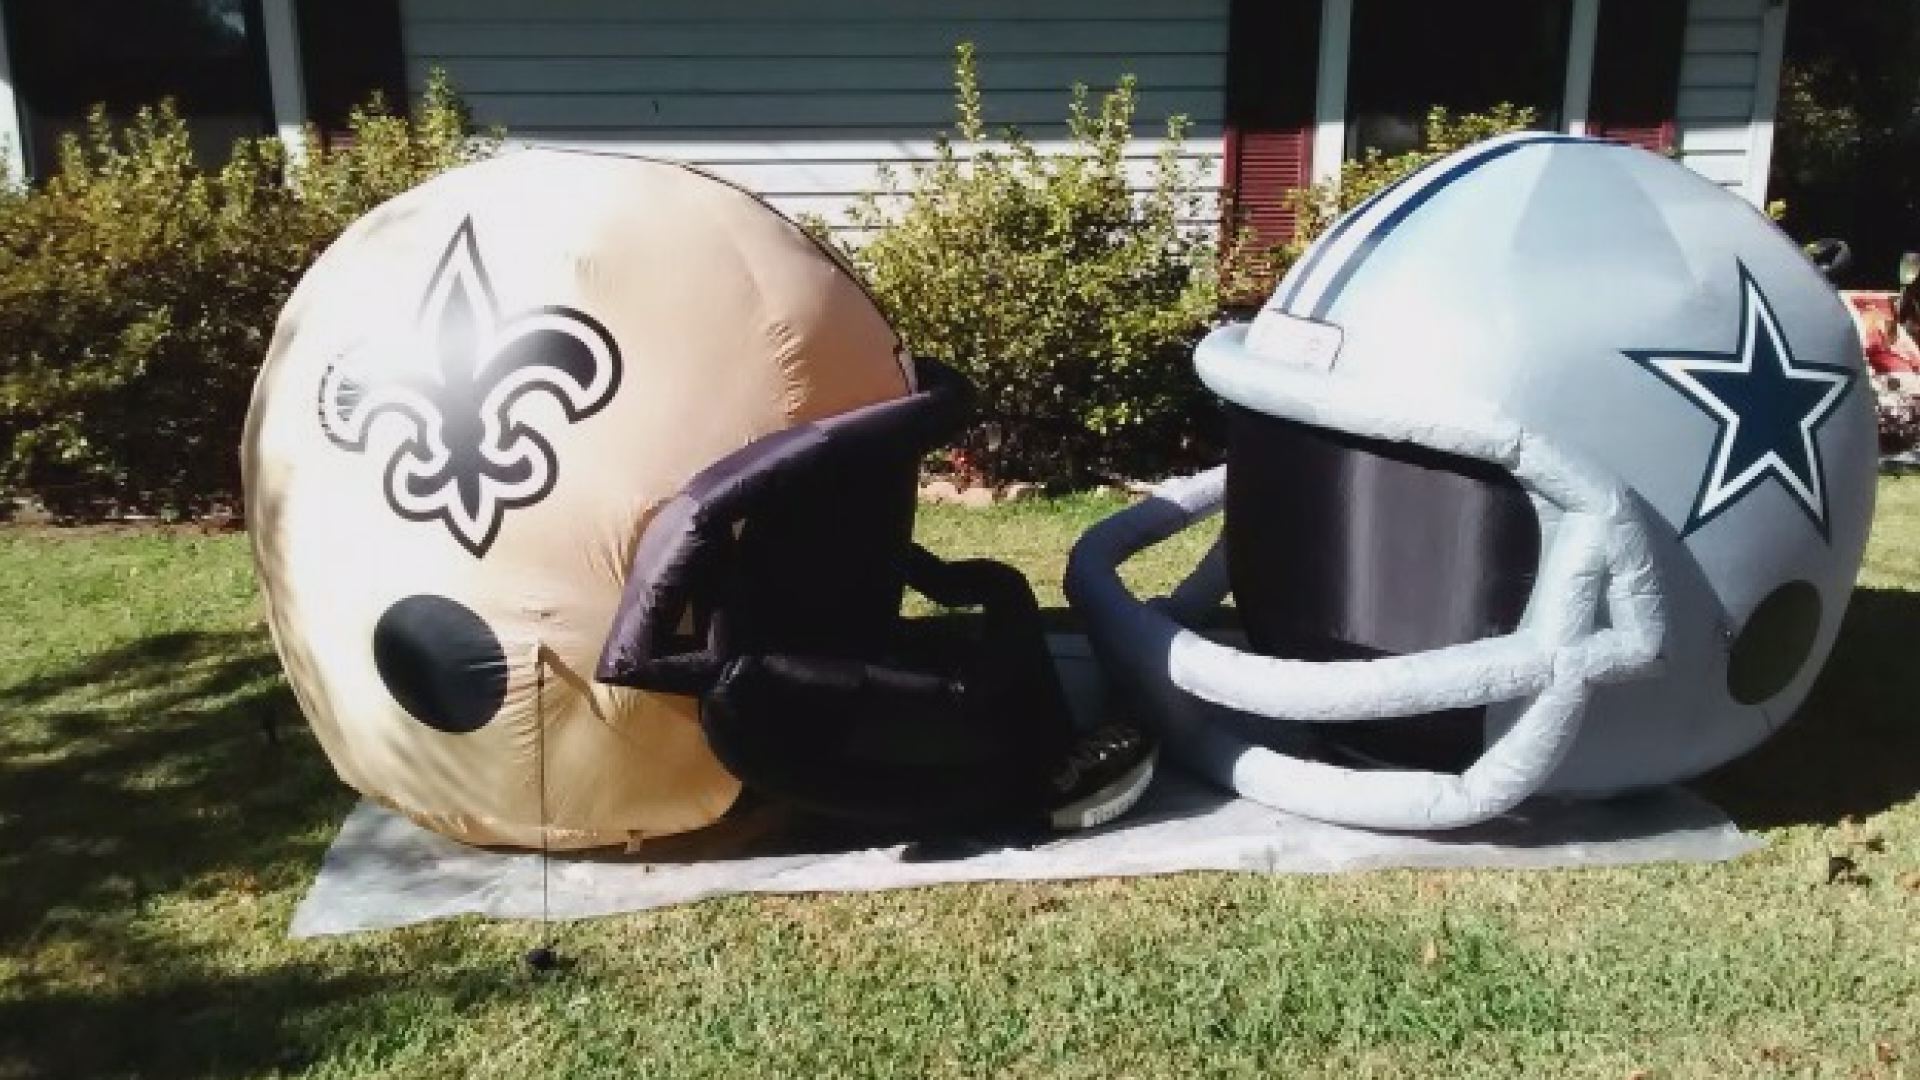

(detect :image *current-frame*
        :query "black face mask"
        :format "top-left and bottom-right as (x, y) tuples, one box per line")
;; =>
(1223, 406), (1543, 771)
(595, 359), (1073, 826)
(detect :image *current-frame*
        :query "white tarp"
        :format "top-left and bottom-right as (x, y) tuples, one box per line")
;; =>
(291, 637), (1760, 938)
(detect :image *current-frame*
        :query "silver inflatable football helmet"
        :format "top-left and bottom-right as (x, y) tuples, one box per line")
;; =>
(1067, 132), (1876, 830)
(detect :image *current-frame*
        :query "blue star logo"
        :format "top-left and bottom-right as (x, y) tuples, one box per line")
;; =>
(1628, 263), (1855, 540)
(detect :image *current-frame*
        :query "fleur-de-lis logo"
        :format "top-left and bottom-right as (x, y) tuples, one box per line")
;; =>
(318, 218), (622, 556)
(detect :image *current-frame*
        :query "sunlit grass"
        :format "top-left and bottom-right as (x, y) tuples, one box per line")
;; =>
(0, 484), (1915, 1078)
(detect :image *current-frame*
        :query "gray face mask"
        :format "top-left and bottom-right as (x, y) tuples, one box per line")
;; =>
(1069, 326), (1667, 832)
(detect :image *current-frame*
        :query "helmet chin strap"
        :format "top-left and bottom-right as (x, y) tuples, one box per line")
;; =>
(1067, 341), (1668, 830)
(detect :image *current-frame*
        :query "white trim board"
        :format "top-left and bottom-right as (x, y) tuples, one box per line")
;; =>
(1744, 0), (1788, 206)
(1310, 0), (1352, 185)
(1563, 0), (1602, 135)
(259, 0), (308, 165)
(0, 0), (23, 183)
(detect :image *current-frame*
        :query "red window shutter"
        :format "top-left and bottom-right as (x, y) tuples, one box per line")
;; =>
(1226, 130), (1315, 248)
(1224, 0), (1322, 249)
(296, 0), (408, 146)
(1587, 0), (1689, 152)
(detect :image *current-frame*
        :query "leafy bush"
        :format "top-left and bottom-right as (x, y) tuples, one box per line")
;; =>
(288, 73), (495, 239)
(1223, 105), (1537, 305)
(835, 45), (1221, 486)
(0, 72), (494, 519)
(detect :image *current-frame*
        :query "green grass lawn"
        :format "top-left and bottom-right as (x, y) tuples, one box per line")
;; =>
(1, 486), (1916, 1078)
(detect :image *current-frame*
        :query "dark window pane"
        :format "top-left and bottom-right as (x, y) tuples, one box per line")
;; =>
(1345, 0), (1572, 159)
(5, 0), (271, 178)
(296, 0), (407, 141)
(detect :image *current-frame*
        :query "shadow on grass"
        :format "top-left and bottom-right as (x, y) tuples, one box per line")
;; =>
(0, 580), (1911, 1072)
(1696, 586), (1920, 829)
(0, 632), (319, 943)
(923, 595), (1920, 835)
(0, 967), (396, 1079)
(0, 630), (521, 1078)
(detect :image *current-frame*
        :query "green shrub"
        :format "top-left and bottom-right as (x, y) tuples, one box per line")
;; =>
(288, 72), (496, 239)
(1223, 105), (1538, 305)
(835, 45), (1221, 486)
(0, 72), (494, 519)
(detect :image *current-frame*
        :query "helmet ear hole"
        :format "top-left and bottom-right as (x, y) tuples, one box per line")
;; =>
(1727, 581), (1823, 706)
(373, 595), (508, 734)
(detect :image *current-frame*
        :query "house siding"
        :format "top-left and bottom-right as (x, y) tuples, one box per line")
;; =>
(1676, 0), (1780, 203)
(397, 0), (1228, 234)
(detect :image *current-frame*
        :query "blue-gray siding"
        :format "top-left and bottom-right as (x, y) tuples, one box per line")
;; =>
(398, 0), (1230, 231)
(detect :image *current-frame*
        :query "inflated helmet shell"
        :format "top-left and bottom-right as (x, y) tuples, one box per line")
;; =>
(1068, 133), (1876, 829)
(244, 149), (913, 848)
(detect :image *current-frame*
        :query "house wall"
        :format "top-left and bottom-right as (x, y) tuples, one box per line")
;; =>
(1677, 0), (1787, 205)
(0, 0), (1788, 222)
(397, 0), (1229, 235)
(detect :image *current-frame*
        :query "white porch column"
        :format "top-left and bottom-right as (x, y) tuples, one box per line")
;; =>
(1563, 0), (1602, 135)
(1745, 0), (1789, 206)
(0, 0), (25, 183)
(1310, 0), (1353, 185)
(260, 0), (309, 165)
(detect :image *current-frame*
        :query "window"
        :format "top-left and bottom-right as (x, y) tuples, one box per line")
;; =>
(4, 0), (271, 179)
(1344, 0), (1573, 159)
